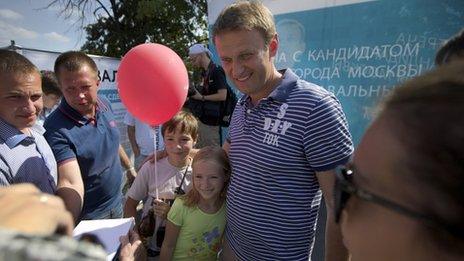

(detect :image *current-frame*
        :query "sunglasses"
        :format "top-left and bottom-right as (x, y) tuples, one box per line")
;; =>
(334, 165), (464, 239)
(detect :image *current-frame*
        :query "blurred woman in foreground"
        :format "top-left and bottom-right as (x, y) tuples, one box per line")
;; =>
(335, 61), (464, 261)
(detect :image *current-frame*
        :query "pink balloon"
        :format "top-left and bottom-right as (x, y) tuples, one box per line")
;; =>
(117, 43), (188, 125)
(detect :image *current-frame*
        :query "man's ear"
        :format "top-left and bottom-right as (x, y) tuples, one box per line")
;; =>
(269, 34), (279, 58)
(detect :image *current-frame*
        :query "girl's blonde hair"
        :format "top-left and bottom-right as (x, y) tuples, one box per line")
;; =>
(183, 146), (231, 208)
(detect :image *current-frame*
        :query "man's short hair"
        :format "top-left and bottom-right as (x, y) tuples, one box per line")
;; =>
(54, 51), (98, 79)
(161, 110), (199, 141)
(212, 0), (276, 47)
(0, 50), (39, 76)
(40, 70), (62, 96)
(435, 29), (464, 66)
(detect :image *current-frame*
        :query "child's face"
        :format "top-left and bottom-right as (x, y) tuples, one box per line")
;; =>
(164, 125), (195, 160)
(193, 160), (227, 202)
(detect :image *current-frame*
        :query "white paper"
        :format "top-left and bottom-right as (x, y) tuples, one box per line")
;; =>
(73, 218), (135, 261)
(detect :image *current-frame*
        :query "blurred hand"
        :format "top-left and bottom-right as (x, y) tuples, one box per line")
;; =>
(153, 199), (171, 220)
(191, 90), (203, 100)
(187, 85), (197, 97)
(125, 169), (137, 185)
(119, 229), (146, 261)
(0, 184), (74, 236)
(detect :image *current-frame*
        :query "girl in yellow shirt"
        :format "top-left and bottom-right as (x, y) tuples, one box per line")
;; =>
(160, 146), (231, 260)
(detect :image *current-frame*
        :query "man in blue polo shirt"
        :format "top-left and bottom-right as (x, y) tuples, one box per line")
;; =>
(214, 2), (353, 260)
(44, 51), (136, 221)
(0, 50), (57, 194)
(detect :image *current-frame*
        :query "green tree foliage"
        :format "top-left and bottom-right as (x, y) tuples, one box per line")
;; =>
(48, 0), (208, 58)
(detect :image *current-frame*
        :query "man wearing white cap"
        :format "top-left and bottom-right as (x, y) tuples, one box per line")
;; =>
(188, 43), (228, 147)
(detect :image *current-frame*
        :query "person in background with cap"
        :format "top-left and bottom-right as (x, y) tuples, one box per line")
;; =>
(188, 43), (228, 147)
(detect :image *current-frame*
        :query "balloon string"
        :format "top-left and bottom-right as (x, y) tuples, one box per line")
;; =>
(154, 126), (159, 200)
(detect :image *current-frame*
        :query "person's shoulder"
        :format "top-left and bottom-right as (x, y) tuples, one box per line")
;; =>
(285, 78), (336, 110)
(98, 95), (111, 105)
(157, 157), (171, 167)
(138, 158), (159, 175)
(278, 78), (340, 120)
(283, 79), (330, 109)
(294, 79), (331, 98)
(97, 95), (113, 111)
(30, 123), (46, 136)
(30, 127), (51, 145)
(123, 111), (134, 124)
(43, 108), (67, 132)
(139, 157), (169, 175)
(278, 69), (331, 100)
(171, 196), (186, 213)
(212, 63), (224, 72)
(171, 197), (186, 210)
(137, 162), (151, 176)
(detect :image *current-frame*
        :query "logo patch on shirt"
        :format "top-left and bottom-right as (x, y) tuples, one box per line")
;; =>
(261, 103), (292, 147)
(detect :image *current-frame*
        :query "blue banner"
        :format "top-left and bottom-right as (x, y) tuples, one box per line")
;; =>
(272, 0), (463, 145)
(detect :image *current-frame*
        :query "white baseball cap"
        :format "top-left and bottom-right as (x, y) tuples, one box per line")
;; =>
(189, 43), (211, 57)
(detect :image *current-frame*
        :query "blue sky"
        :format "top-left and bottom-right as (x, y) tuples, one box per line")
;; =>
(0, 0), (96, 52)
(2, 0), (377, 52)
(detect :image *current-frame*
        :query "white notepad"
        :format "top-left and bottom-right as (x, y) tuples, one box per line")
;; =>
(73, 217), (135, 260)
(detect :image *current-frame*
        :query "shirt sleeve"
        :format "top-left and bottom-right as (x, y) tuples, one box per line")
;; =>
(167, 198), (185, 227)
(126, 162), (150, 201)
(303, 94), (354, 172)
(98, 96), (114, 114)
(0, 157), (11, 186)
(44, 130), (76, 164)
(123, 112), (135, 126)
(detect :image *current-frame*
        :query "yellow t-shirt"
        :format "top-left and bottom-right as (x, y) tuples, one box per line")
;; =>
(168, 197), (226, 260)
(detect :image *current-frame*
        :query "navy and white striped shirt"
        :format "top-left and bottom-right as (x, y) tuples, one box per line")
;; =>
(0, 119), (57, 194)
(226, 69), (353, 260)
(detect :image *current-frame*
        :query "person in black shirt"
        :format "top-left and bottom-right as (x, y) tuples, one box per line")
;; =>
(188, 43), (228, 147)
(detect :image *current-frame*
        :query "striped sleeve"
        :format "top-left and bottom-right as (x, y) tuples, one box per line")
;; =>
(303, 94), (353, 171)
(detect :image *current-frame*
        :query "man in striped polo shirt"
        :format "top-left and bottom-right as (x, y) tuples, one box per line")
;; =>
(213, 1), (354, 260)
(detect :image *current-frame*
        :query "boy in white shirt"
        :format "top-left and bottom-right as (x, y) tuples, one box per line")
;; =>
(123, 110), (198, 255)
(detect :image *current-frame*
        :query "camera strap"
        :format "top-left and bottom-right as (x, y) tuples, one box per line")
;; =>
(176, 158), (191, 195)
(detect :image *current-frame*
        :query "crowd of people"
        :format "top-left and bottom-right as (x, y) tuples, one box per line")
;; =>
(0, 0), (463, 260)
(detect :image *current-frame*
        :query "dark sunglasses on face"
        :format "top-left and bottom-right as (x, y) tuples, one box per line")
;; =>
(334, 165), (464, 239)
